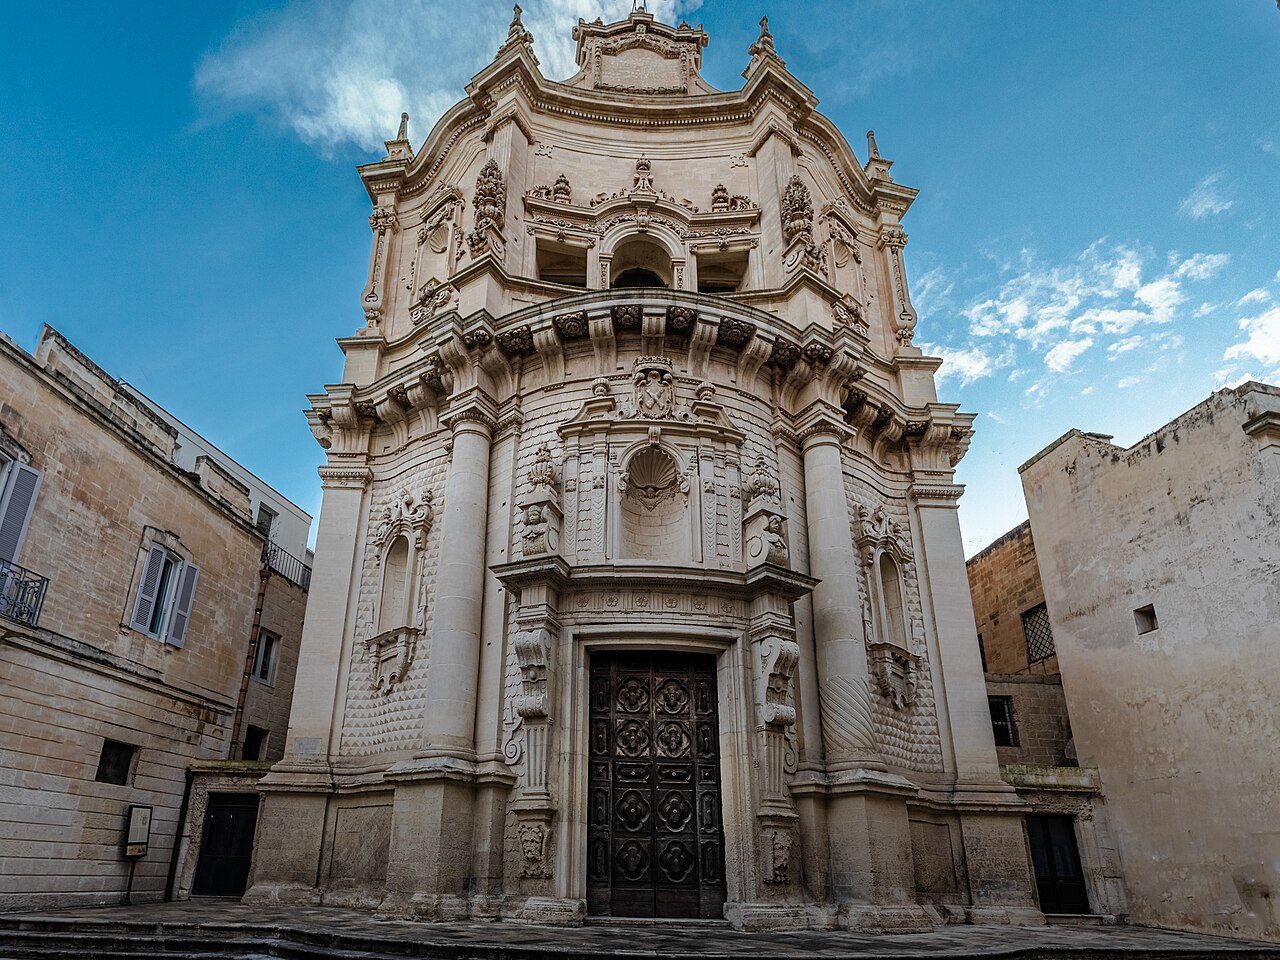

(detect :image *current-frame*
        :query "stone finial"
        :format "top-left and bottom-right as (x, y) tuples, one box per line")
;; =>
(509, 4), (524, 37)
(499, 3), (536, 58)
(866, 129), (881, 160)
(396, 112), (409, 141)
(383, 112), (413, 161)
(748, 15), (780, 63)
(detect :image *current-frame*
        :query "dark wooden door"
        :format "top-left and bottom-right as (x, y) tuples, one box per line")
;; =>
(1026, 814), (1090, 914)
(587, 652), (726, 919)
(192, 793), (259, 897)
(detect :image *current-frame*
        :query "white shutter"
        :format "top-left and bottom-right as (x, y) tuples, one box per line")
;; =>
(130, 545), (169, 634)
(166, 562), (200, 648)
(0, 463), (42, 565)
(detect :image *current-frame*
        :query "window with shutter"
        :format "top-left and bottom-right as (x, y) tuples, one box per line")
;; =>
(165, 562), (200, 648)
(130, 545), (171, 635)
(0, 462), (42, 565)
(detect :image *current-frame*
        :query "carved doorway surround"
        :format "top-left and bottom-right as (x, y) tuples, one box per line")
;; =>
(587, 651), (726, 919)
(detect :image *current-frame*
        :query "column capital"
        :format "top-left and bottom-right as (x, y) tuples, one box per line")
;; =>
(794, 401), (855, 450)
(909, 482), (965, 508)
(317, 465), (371, 490)
(442, 388), (499, 436)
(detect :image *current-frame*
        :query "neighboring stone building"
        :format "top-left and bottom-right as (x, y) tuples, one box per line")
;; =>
(249, 10), (1040, 930)
(1015, 382), (1280, 942)
(0, 326), (311, 909)
(966, 523), (1126, 920)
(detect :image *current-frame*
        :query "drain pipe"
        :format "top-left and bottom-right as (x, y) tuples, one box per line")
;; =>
(229, 564), (272, 758)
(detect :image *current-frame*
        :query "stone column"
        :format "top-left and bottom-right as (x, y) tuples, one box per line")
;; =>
(797, 407), (882, 772)
(381, 399), (496, 920)
(419, 407), (494, 758)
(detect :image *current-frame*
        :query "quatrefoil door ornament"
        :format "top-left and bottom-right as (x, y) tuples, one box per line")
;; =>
(616, 840), (649, 881)
(659, 840), (694, 882)
(656, 721), (691, 757)
(655, 678), (689, 713)
(616, 719), (651, 757)
(616, 790), (652, 831)
(616, 676), (650, 713)
(658, 790), (693, 831)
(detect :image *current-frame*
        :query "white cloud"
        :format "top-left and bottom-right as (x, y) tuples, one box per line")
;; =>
(1178, 172), (1234, 220)
(1135, 277), (1185, 321)
(924, 342), (1011, 386)
(1236, 288), (1272, 307)
(1175, 252), (1229, 281)
(1117, 376), (1141, 389)
(1224, 306), (1280, 369)
(1107, 336), (1143, 357)
(197, 0), (702, 153)
(1044, 337), (1093, 372)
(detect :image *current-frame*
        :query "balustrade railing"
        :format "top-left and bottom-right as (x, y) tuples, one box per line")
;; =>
(0, 558), (49, 627)
(262, 540), (312, 591)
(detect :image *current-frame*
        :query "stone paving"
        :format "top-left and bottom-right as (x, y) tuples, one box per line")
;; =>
(1, 901), (1278, 959)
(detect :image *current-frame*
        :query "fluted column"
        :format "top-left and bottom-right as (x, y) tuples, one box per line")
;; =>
(798, 406), (884, 772)
(418, 406), (495, 759)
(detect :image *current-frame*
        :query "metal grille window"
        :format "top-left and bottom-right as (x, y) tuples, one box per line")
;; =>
(1022, 603), (1056, 663)
(989, 696), (1017, 747)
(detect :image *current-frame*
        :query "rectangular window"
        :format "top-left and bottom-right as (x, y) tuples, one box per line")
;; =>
(0, 458), (42, 565)
(255, 504), (277, 538)
(1134, 604), (1158, 635)
(95, 739), (137, 786)
(1022, 602), (1056, 663)
(252, 629), (279, 685)
(130, 543), (200, 647)
(243, 725), (268, 761)
(989, 696), (1017, 747)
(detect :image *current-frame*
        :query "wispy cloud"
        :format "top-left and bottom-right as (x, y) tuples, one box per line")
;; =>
(196, 0), (701, 154)
(1175, 252), (1229, 280)
(1224, 306), (1280, 372)
(1044, 337), (1093, 373)
(1178, 171), (1234, 220)
(924, 342), (1012, 386)
(1235, 288), (1272, 307)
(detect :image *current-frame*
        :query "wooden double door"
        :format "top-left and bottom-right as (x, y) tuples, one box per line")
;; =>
(192, 793), (259, 897)
(587, 652), (727, 919)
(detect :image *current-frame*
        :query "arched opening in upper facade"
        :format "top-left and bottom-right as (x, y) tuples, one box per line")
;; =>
(610, 236), (672, 288)
(875, 551), (909, 649)
(379, 535), (410, 632)
(618, 446), (688, 561)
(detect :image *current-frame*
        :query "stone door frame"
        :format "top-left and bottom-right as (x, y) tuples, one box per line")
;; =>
(558, 622), (752, 914)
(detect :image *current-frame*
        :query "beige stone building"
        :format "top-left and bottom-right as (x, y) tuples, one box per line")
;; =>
(249, 10), (1040, 929)
(966, 522), (1126, 921)
(1015, 382), (1280, 942)
(0, 326), (311, 909)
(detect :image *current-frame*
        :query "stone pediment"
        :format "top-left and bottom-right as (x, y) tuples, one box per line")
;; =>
(569, 11), (715, 96)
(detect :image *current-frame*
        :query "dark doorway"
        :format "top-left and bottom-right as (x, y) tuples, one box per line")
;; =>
(1026, 814), (1090, 914)
(192, 793), (259, 897)
(587, 651), (726, 919)
(613, 267), (666, 288)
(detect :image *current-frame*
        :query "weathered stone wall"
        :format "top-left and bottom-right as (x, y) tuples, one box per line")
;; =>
(966, 521), (1056, 675)
(0, 330), (306, 908)
(240, 576), (308, 762)
(984, 674), (1073, 768)
(1021, 382), (1280, 941)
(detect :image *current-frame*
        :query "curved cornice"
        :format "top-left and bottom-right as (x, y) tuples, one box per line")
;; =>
(360, 34), (910, 217)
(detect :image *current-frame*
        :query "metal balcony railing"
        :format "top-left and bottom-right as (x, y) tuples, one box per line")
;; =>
(0, 558), (49, 627)
(262, 540), (312, 591)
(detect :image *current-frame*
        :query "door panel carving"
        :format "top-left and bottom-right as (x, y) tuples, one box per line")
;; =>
(587, 652), (726, 919)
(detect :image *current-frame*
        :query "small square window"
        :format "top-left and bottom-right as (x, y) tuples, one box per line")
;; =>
(1022, 603), (1056, 664)
(989, 696), (1018, 747)
(252, 629), (279, 685)
(95, 740), (137, 786)
(243, 725), (268, 761)
(1134, 604), (1158, 635)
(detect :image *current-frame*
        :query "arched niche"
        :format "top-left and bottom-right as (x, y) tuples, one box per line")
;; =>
(379, 535), (411, 632)
(618, 446), (689, 561)
(610, 236), (673, 288)
(874, 550), (908, 649)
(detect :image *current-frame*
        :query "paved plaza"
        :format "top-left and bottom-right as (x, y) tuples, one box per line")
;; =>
(1, 901), (1278, 959)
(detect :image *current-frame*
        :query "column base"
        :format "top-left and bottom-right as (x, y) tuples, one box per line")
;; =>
(506, 896), (587, 926)
(240, 882), (322, 906)
(723, 902), (832, 931)
(376, 892), (472, 921)
(839, 902), (937, 933)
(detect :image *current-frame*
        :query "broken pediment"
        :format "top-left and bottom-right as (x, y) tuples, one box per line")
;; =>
(569, 11), (716, 96)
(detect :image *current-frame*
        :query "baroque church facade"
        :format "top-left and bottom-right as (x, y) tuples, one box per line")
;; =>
(248, 9), (1040, 930)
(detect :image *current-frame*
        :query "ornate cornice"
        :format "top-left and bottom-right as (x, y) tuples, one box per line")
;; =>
(318, 466), (372, 490)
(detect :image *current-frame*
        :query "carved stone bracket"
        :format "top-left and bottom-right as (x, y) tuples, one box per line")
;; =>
(518, 444), (563, 558)
(363, 626), (419, 694)
(868, 640), (920, 710)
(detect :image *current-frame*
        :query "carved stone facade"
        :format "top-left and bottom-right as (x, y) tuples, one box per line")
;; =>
(250, 8), (1038, 932)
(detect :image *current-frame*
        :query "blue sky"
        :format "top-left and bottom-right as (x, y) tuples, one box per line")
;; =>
(1, 1), (1277, 554)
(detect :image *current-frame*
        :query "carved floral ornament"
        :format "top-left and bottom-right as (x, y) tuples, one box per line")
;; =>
(468, 158), (507, 256)
(373, 488), (435, 550)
